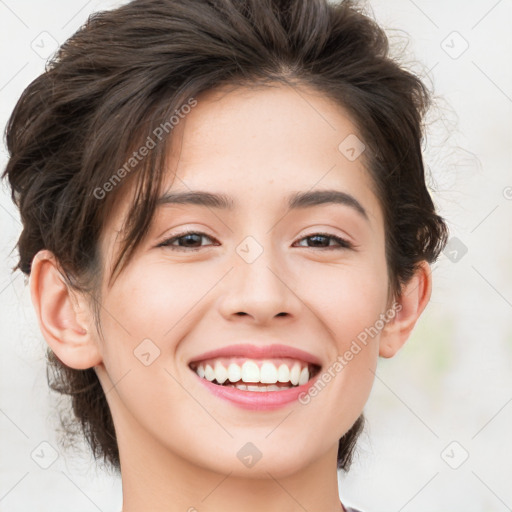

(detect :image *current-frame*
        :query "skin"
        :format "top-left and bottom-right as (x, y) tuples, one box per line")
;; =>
(29, 83), (432, 512)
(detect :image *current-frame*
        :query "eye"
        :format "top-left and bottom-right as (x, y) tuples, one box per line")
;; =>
(294, 232), (353, 250)
(157, 230), (353, 252)
(157, 230), (218, 251)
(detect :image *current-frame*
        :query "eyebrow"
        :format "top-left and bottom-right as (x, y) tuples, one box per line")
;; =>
(156, 189), (369, 221)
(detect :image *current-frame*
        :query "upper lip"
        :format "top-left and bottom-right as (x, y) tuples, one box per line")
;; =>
(188, 343), (322, 367)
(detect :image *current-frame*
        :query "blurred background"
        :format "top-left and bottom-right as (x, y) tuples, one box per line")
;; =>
(1, 0), (511, 510)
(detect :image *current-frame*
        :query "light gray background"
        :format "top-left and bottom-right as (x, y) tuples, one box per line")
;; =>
(1, 1), (511, 511)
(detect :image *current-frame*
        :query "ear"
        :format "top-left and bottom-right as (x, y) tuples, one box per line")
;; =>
(379, 260), (432, 358)
(29, 249), (102, 369)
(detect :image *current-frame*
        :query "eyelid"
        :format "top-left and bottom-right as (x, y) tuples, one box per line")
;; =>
(293, 232), (354, 250)
(156, 229), (356, 251)
(156, 230), (218, 250)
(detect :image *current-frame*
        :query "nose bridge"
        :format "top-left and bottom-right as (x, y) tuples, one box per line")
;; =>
(218, 233), (298, 322)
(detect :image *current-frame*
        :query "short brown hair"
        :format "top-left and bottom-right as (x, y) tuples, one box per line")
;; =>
(2, 0), (448, 472)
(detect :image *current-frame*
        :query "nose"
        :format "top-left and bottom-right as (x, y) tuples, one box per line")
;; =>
(217, 240), (301, 325)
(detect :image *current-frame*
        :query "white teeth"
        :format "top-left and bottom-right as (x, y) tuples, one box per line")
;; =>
(260, 362), (278, 383)
(241, 384), (284, 392)
(193, 359), (315, 388)
(227, 363), (241, 382)
(204, 364), (215, 381)
(241, 361), (260, 383)
(289, 362), (301, 385)
(214, 361), (228, 384)
(298, 366), (309, 386)
(277, 363), (290, 382)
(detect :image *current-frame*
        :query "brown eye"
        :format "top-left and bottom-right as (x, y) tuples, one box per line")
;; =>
(294, 233), (353, 250)
(157, 231), (353, 252)
(157, 231), (217, 251)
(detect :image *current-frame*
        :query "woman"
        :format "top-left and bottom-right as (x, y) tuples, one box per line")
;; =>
(2, 0), (448, 510)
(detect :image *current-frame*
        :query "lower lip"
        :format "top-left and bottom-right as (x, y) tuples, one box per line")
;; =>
(192, 369), (320, 410)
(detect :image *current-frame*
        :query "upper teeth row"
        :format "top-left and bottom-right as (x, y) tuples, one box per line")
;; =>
(193, 360), (311, 386)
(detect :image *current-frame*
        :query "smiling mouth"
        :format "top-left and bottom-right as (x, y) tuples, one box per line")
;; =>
(189, 358), (322, 391)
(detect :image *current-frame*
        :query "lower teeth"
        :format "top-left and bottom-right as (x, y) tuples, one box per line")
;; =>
(219, 382), (294, 391)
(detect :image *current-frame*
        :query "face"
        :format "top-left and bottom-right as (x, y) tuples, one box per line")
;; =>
(92, 83), (391, 477)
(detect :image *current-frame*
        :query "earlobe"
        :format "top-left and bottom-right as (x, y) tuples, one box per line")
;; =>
(29, 250), (102, 370)
(379, 261), (432, 358)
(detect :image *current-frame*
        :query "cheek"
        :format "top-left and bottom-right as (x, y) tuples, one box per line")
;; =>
(326, 266), (385, 381)
(298, 253), (389, 341)
(97, 260), (225, 383)
(103, 261), (214, 338)
(294, 259), (386, 419)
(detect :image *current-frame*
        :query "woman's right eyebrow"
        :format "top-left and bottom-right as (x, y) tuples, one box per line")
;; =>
(156, 188), (369, 222)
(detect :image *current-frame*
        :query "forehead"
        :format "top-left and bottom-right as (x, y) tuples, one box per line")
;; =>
(162, 83), (379, 212)
(171, 83), (364, 173)
(101, 82), (383, 262)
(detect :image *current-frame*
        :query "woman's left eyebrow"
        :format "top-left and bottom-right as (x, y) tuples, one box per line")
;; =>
(156, 188), (369, 222)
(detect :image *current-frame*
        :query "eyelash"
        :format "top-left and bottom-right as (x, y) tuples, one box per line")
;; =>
(157, 230), (354, 252)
